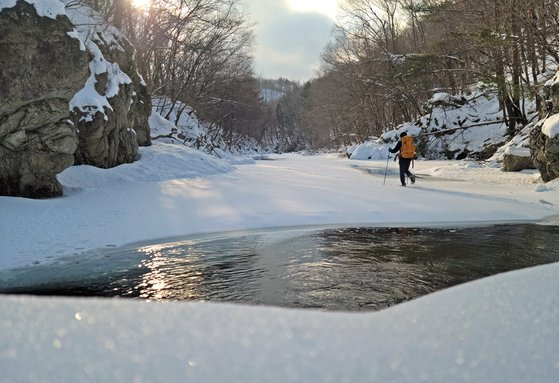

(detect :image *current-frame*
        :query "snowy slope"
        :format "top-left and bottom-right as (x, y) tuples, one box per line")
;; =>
(150, 98), (263, 162)
(260, 88), (285, 103)
(1, 261), (558, 382)
(350, 90), (536, 161)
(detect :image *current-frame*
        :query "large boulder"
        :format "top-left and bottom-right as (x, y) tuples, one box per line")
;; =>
(0, 1), (90, 198)
(490, 124), (536, 172)
(66, 3), (151, 168)
(532, 74), (559, 182)
(503, 147), (535, 172)
(0, 0), (152, 197)
(531, 116), (559, 182)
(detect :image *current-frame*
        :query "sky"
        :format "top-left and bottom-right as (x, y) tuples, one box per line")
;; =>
(246, 0), (341, 82)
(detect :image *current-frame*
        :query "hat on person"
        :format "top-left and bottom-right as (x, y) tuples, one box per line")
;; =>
(400, 132), (407, 138)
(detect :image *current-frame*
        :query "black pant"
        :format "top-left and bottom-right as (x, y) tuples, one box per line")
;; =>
(399, 157), (413, 185)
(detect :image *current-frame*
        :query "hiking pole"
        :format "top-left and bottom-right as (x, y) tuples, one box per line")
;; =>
(383, 154), (390, 185)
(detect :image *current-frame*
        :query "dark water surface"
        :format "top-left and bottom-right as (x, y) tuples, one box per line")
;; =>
(1, 224), (558, 311)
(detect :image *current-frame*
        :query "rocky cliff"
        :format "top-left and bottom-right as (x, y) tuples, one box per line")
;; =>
(531, 74), (559, 182)
(0, 0), (150, 198)
(0, 1), (89, 198)
(66, 2), (151, 168)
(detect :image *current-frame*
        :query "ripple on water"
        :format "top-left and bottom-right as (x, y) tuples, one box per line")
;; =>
(0, 224), (558, 311)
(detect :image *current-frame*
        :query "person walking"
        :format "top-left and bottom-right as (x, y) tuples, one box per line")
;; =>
(389, 132), (416, 186)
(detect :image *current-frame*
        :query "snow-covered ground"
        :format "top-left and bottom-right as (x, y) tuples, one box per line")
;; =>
(1, 143), (557, 270)
(2, 262), (559, 382)
(1, 142), (559, 382)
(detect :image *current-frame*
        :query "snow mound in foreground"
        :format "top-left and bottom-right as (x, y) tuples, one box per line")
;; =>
(1, 262), (558, 382)
(58, 142), (234, 189)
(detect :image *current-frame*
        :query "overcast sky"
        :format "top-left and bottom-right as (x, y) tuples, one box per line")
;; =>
(245, 0), (340, 82)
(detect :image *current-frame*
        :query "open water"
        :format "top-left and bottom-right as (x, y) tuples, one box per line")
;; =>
(1, 224), (558, 311)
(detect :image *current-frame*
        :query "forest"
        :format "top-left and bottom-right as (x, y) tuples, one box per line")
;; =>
(74, 0), (559, 152)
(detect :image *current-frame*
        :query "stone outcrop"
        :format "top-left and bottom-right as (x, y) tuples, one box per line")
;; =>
(67, 5), (151, 168)
(0, 1), (89, 198)
(503, 148), (535, 172)
(531, 75), (559, 182)
(493, 124), (535, 172)
(531, 124), (559, 182)
(0, 0), (151, 198)
(97, 31), (151, 147)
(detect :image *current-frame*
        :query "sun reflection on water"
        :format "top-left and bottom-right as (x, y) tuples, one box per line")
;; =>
(137, 241), (203, 301)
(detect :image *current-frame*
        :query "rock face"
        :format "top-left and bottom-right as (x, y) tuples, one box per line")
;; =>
(531, 125), (559, 182)
(67, 4), (151, 168)
(532, 77), (559, 182)
(0, 0), (151, 198)
(99, 33), (151, 147)
(0, 1), (89, 198)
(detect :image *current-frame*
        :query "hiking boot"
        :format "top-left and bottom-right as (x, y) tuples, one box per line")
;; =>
(410, 175), (416, 184)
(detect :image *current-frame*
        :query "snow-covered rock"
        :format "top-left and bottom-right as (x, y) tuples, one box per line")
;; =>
(0, 0), (89, 198)
(0, 0), (152, 198)
(531, 70), (559, 182)
(64, 0), (151, 168)
(380, 91), (524, 160)
(489, 124), (536, 172)
(503, 147), (535, 172)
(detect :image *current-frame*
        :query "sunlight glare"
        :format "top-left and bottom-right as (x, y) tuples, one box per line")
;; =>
(131, 0), (150, 8)
(287, 0), (339, 20)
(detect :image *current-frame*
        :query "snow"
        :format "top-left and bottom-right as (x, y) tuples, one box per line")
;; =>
(490, 123), (533, 162)
(349, 141), (391, 160)
(150, 99), (262, 158)
(62, 0), (133, 121)
(542, 113), (559, 138)
(428, 92), (451, 103)
(1, 149), (557, 270)
(0, 0), (66, 19)
(69, 67), (114, 122)
(1, 261), (559, 382)
(377, 90), (523, 160)
(260, 88), (285, 103)
(149, 109), (178, 137)
(25, 0), (66, 18)
(535, 179), (559, 192)
(504, 146), (531, 157)
(0, 0), (16, 11)
(58, 142), (234, 189)
(1, 144), (559, 382)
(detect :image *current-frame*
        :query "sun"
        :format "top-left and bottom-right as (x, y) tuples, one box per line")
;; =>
(131, 0), (150, 8)
(287, 0), (339, 20)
